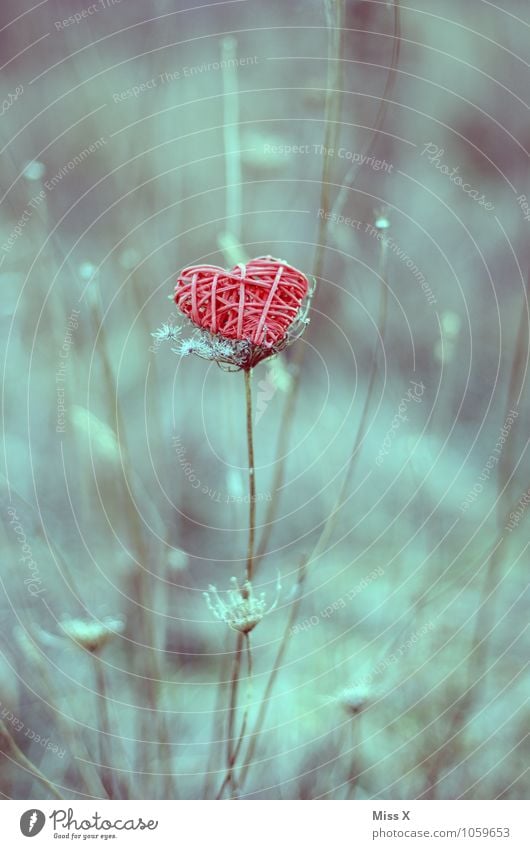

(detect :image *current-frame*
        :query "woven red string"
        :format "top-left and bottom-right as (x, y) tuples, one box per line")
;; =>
(174, 256), (309, 346)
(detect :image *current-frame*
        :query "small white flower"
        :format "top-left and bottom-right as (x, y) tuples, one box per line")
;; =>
(60, 616), (125, 653)
(171, 330), (251, 368)
(23, 160), (46, 181)
(204, 575), (281, 634)
(336, 683), (372, 716)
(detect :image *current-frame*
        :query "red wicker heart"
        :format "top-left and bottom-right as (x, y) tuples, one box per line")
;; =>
(174, 256), (309, 347)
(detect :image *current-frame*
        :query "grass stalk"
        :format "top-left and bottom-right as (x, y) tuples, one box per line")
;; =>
(214, 371), (257, 798)
(221, 36), (242, 241)
(216, 633), (253, 799)
(93, 657), (118, 799)
(0, 719), (64, 800)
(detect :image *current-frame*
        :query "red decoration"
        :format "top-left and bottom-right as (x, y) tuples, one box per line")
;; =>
(174, 256), (309, 347)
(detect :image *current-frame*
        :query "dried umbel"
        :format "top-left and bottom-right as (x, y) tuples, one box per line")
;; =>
(204, 575), (281, 634)
(157, 255), (314, 370)
(60, 616), (124, 653)
(336, 684), (372, 716)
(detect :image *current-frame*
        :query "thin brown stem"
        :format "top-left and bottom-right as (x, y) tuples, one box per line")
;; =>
(314, 0), (345, 284)
(255, 1), (345, 567)
(307, 242), (388, 566)
(331, 0), (401, 222)
(239, 560), (306, 789)
(244, 369), (256, 583)
(497, 265), (529, 524)
(0, 719), (64, 800)
(216, 632), (244, 799)
(240, 246), (388, 790)
(93, 656), (117, 800)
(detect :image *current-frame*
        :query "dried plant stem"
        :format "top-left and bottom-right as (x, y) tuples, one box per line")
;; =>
(202, 653), (230, 799)
(497, 266), (529, 524)
(93, 657), (118, 799)
(314, 0), (345, 284)
(344, 718), (363, 799)
(331, 0), (401, 222)
(238, 560), (306, 789)
(216, 633), (252, 799)
(239, 250), (388, 791)
(214, 373), (257, 798)
(0, 719), (64, 800)
(256, 1), (345, 565)
(423, 271), (530, 798)
(308, 241), (388, 566)
(92, 306), (164, 789)
(222, 36), (241, 240)
(245, 368), (256, 583)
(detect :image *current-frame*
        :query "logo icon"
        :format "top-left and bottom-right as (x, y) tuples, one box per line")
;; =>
(20, 809), (45, 837)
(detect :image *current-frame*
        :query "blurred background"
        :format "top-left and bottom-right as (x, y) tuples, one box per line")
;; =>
(0, 0), (529, 800)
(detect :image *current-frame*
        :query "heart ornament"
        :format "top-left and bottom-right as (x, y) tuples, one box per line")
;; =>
(174, 256), (310, 348)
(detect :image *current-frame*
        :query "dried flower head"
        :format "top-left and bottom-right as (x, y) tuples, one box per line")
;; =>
(373, 205), (391, 230)
(60, 616), (125, 653)
(336, 683), (372, 716)
(204, 575), (281, 634)
(151, 323), (182, 344)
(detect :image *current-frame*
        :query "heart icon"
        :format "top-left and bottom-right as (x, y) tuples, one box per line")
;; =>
(174, 256), (309, 347)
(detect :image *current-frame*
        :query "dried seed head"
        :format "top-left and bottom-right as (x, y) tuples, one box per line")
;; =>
(337, 684), (372, 716)
(151, 323), (182, 344)
(168, 547), (188, 572)
(374, 205), (391, 230)
(204, 575), (281, 634)
(60, 616), (124, 653)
